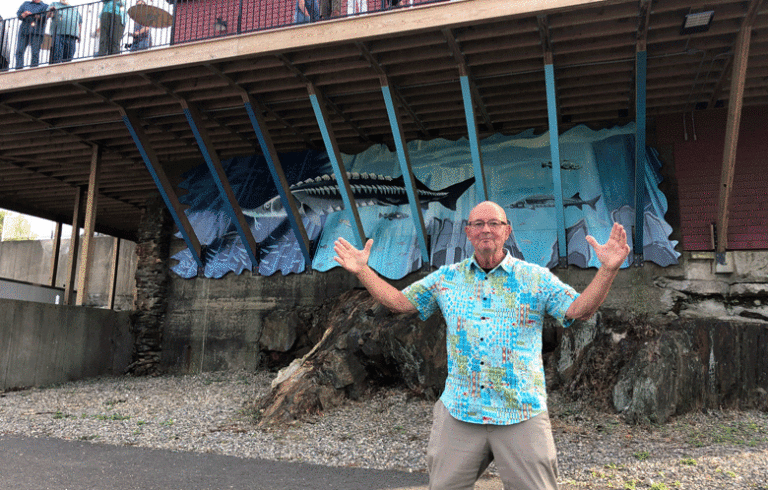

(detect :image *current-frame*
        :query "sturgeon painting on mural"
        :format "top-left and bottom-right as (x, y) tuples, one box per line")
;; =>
(170, 123), (679, 279)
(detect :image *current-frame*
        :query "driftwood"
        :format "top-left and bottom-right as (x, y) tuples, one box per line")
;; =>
(256, 289), (446, 426)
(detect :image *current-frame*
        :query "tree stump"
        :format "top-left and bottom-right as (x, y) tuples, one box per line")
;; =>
(256, 288), (446, 426)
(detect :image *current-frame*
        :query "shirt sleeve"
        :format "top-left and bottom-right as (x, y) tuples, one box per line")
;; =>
(401, 269), (443, 321)
(542, 270), (579, 328)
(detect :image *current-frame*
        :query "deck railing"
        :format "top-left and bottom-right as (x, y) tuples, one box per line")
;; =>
(0, 0), (449, 71)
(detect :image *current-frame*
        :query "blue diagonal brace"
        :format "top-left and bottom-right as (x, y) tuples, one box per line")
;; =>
(380, 77), (430, 264)
(307, 84), (366, 249)
(242, 95), (312, 267)
(460, 74), (488, 203)
(182, 103), (260, 269)
(634, 49), (647, 264)
(544, 64), (567, 265)
(121, 111), (204, 269)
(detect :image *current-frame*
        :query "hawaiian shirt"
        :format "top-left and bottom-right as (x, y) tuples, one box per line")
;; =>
(402, 251), (578, 425)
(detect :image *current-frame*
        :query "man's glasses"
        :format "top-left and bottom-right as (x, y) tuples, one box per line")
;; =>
(467, 220), (509, 230)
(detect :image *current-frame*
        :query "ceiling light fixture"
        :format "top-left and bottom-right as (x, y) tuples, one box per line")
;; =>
(681, 10), (714, 35)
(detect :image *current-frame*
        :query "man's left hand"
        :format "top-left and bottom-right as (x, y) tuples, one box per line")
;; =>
(585, 222), (631, 271)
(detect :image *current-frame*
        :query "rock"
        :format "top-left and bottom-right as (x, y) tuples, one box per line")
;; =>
(730, 283), (768, 297)
(655, 278), (729, 297)
(260, 309), (300, 352)
(612, 330), (702, 424)
(610, 318), (768, 424)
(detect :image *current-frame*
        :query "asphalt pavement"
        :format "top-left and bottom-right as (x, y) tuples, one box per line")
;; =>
(0, 434), (433, 490)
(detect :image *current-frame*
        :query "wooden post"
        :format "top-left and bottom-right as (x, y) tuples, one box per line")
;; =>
(107, 237), (121, 310)
(716, 24), (751, 253)
(76, 145), (101, 306)
(48, 221), (62, 287)
(64, 187), (84, 305)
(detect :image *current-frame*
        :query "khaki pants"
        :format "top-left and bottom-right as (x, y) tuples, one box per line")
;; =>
(427, 401), (559, 490)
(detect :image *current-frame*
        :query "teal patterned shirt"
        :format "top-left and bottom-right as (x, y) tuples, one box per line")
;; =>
(402, 252), (578, 425)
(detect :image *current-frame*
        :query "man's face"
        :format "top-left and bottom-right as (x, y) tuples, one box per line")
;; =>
(464, 202), (511, 256)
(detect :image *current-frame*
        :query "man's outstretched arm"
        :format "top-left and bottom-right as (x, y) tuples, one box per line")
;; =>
(333, 237), (417, 314)
(566, 222), (631, 321)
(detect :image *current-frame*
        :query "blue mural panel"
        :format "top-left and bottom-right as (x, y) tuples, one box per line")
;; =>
(170, 124), (679, 279)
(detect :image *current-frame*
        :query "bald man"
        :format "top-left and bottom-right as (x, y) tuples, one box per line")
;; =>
(334, 201), (630, 490)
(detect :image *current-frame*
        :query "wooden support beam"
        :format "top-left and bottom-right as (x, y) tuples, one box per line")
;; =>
(182, 101), (261, 269)
(307, 83), (366, 249)
(715, 0), (765, 254)
(48, 221), (62, 288)
(357, 42), (430, 139)
(107, 237), (120, 310)
(634, 49), (647, 266)
(459, 70), (488, 203)
(544, 63), (567, 267)
(716, 26), (751, 253)
(121, 110), (204, 269)
(242, 93), (312, 270)
(242, 94), (313, 268)
(380, 75), (430, 264)
(64, 187), (84, 305)
(76, 145), (101, 306)
(442, 28), (493, 129)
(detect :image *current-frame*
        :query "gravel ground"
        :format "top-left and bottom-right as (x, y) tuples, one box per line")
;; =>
(1, 371), (767, 490)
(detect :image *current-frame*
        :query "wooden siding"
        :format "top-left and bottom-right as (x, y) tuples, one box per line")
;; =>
(657, 106), (768, 251)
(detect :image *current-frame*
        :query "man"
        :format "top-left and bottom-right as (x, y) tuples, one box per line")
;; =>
(128, 0), (151, 51)
(47, 0), (81, 63)
(295, 0), (320, 24)
(97, 0), (125, 56)
(15, 0), (48, 69)
(334, 200), (630, 489)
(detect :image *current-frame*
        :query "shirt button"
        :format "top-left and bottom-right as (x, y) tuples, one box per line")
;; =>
(480, 385), (485, 389)
(480, 361), (484, 365)
(479, 337), (484, 341)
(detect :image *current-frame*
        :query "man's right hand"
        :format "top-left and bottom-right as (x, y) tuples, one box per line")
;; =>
(333, 237), (372, 275)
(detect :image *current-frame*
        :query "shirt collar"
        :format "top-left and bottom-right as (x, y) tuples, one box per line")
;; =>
(469, 249), (516, 274)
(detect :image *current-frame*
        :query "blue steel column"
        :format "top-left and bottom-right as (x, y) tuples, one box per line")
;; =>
(544, 64), (567, 265)
(182, 104), (260, 269)
(380, 78), (430, 264)
(634, 49), (647, 265)
(242, 97), (313, 267)
(307, 85), (366, 249)
(122, 113), (204, 269)
(460, 73), (488, 203)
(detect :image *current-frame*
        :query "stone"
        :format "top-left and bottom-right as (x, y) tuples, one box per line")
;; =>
(260, 309), (300, 352)
(128, 196), (172, 376)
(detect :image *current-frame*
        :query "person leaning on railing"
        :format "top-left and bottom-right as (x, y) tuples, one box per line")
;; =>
(98, 0), (126, 56)
(15, 0), (49, 69)
(47, 0), (82, 63)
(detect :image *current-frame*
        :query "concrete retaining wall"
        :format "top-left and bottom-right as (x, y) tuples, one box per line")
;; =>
(0, 237), (137, 310)
(0, 299), (133, 391)
(163, 245), (768, 375)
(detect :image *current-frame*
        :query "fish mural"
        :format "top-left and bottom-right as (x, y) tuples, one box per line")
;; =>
(169, 123), (679, 279)
(244, 173), (475, 221)
(508, 192), (601, 211)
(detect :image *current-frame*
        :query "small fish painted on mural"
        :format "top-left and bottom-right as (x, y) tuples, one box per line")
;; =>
(508, 192), (600, 211)
(379, 211), (409, 220)
(540, 160), (582, 170)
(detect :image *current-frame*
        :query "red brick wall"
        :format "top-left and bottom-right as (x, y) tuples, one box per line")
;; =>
(655, 106), (768, 250)
(173, 0), (293, 43)
(171, 0), (439, 42)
